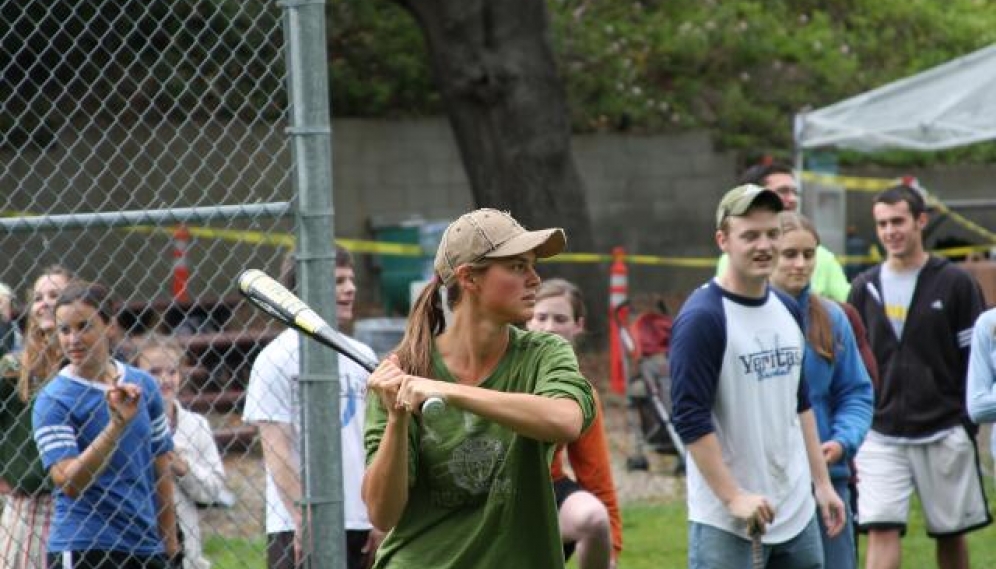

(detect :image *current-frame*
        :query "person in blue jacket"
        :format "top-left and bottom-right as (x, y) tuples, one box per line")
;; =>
(769, 211), (874, 569)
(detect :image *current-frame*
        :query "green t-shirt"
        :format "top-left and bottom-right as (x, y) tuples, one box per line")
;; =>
(0, 375), (51, 494)
(364, 326), (595, 569)
(716, 244), (851, 301)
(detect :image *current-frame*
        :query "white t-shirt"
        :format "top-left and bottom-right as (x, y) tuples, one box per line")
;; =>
(243, 328), (374, 533)
(670, 282), (814, 544)
(880, 264), (921, 340)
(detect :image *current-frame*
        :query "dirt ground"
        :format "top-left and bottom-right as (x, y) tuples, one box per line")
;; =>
(199, 350), (686, 540)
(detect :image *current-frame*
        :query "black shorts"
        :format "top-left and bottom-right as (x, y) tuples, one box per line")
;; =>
(554, 477), (583, 508)
(267, 530), (372, 569)
(553, 477), (584, 560)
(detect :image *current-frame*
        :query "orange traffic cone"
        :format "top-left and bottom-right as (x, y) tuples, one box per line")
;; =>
(172, 224), (191, 303)
(608, 247), (628, 395)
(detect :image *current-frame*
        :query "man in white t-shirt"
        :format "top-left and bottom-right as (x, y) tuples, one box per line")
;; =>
(671, 184), (845, 568)
(244, 246), (381, 569)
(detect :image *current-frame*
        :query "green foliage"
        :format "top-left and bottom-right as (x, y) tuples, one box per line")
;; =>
(5, 0), (996, 162)
(546, 0), (996, 155)
(324, 0), (996, 161)
(328, 1), (439, 116)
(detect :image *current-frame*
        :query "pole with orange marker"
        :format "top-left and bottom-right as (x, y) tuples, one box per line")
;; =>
(608, 247), (628, 395)
(172, 224), (191, 303)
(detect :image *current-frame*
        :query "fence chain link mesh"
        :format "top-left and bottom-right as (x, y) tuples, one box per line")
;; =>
(0, 1), (334, 567)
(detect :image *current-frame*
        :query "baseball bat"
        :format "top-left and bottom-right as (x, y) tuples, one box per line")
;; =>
(237, 269), (445, 416)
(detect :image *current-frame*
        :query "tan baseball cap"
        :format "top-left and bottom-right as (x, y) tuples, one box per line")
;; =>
(434, 209), (566, 285)
(715, 184), (784, 228)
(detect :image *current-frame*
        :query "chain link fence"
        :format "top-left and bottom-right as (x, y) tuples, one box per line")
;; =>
(0, 1), (343, 567)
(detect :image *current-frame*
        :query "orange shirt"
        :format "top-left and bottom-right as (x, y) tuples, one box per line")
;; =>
(550, 390), (623, 558)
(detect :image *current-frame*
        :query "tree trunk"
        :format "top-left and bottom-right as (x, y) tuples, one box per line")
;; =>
(395, 0), (607, 339)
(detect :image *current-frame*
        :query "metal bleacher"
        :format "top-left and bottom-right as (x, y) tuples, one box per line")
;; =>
(118, 294), (280, 454)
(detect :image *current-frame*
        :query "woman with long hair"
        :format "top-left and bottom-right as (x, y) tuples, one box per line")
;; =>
(527, 278), (622, 569)
(362, 209), (595, 569)
(0, 265), (75, 568)
(31, 281), (180, 568)
(769, 212), (874, 569)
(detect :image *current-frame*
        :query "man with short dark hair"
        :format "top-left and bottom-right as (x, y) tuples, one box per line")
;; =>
(848, 185), (990, 569)
(717, 161), (851, 301)
(245, 245), (382, 569)
(672, 184), (845, 568)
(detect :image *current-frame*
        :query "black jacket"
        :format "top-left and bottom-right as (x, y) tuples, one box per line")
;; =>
(848, 256), (984, 438)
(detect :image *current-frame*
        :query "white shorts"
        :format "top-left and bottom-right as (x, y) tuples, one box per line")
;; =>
(855, 428), (992, 536)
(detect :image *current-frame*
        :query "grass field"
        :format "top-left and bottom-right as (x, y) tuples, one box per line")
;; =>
(609, 495), (996, 569)
(205, 476), (996, 569)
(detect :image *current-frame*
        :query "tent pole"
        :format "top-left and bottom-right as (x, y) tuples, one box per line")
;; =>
(792, 113), (806, 208)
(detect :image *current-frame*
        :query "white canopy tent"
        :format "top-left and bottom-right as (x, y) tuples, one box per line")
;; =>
(792, 43), (996, 254)
(795, 43), (996, 152)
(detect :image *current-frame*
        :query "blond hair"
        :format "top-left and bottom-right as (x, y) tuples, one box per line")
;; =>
(18, 265), (75, 402)
(133, 334), (186, 369)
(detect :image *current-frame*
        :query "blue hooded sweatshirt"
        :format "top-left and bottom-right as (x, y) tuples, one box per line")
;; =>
(794, 287), (874, 482)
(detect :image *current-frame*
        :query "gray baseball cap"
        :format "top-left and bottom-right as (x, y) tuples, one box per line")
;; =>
(715, 184), (784, 228)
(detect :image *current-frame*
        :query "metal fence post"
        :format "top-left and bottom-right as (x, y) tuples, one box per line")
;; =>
(280, 0), (346, 568)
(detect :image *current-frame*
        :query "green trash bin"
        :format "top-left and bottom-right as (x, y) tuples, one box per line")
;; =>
(372, 223), (423, 316)
(371, 219), (452, 316)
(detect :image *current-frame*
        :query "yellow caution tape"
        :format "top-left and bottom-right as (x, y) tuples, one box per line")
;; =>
(933, 244), (996, 258)
(125, 226), (424, 255)
(926, 198), (996, 244)
(126, 225), (295, 248)
(6, 207), (993, 268)
(623, 254), (719, 269)
(541, 252), (715, 267)
(837, 244), (993, 266)
(800, 171), (897, 192)
(801, 170), (996, 245)
(544, 252), (612, 263)
(335, 238), (422, 256)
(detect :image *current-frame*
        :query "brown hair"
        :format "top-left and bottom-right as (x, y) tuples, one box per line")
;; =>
(779, 212), (835, 362)
(279, 244), (353, 292)
(18, 265), (76, 402)
(394, 260), (488, 378)
(739, 160), (794, 186)
(54, 281), (115, 325)
(535, 278), (586, 322)
(874, 184), (927, 218)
